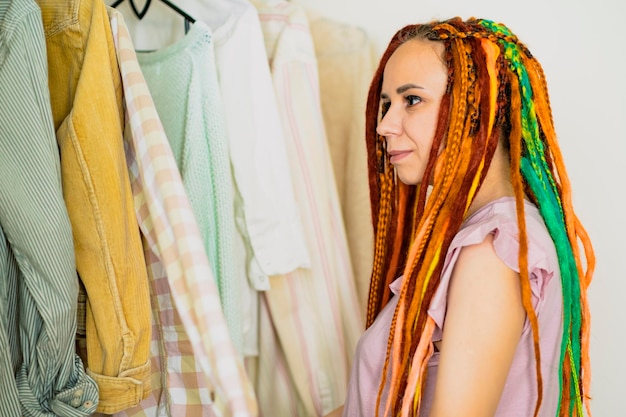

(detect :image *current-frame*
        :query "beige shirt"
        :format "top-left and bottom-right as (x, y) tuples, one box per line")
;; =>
(310, 17), (378, 315)
(250, 2), (364, 416)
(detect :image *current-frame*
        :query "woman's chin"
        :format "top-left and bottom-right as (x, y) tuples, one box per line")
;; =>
(396, 172), (421, 186)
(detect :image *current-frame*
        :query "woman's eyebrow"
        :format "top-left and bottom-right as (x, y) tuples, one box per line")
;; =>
(381, 83), (425, 100)
(397, 83), (424, 94)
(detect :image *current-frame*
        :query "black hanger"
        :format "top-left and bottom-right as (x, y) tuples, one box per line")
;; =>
(111, 0), (195, 33)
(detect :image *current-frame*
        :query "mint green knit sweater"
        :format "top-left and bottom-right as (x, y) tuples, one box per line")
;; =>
(137, 22), (241, 352)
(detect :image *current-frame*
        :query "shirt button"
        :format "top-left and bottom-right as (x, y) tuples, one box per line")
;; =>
(71, 398), (81, 407)
(74, 389), (83, 397)
(83, 400), (94, 408)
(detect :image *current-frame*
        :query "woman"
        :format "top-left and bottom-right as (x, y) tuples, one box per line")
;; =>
(330, 17), (594, 417)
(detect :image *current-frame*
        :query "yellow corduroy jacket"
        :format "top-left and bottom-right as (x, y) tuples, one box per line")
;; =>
(36, 0), (152, 413)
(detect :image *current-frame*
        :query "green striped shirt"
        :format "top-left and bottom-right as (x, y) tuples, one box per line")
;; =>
(0, 0), (98, 415)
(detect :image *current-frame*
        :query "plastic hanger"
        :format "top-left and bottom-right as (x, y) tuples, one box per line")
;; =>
(111, 0), (195, 33)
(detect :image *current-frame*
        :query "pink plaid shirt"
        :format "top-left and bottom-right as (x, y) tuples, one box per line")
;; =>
(105, 9), (257, 417)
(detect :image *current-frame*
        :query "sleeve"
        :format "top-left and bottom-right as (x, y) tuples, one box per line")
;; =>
(427, 212), (558, 339)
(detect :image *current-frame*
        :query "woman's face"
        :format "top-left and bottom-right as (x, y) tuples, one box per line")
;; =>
(377, 39), (448, 185)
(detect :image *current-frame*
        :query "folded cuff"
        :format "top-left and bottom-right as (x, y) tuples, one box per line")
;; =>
(87, 359), (151, 414)
(17, 354), (99, 417)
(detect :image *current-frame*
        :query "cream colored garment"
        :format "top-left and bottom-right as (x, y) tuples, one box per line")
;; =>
(250, 2), (363, 416)
(309, 17), (378, 315)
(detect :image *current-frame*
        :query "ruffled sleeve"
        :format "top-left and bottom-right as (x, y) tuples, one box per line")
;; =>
(427, 199), (559, 340)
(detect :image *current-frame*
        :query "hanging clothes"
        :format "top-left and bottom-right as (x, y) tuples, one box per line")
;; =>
(207, 1), (312, 279)
(203, 0), (312, 359)
(105, 9), (257, 417)
(0, 0), (99, 415)
(250, 2), (364, 416)
(309, 17), (378, 315)
(134, 17), (242, 353)
(114, 0), (311, 359)
(36, 0), (152, 413)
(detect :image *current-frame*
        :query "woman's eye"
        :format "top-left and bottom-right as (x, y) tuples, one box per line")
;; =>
(406, 95), (422, 106)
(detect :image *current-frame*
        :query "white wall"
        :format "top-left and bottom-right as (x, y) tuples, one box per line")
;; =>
(295, 0), (626, 414)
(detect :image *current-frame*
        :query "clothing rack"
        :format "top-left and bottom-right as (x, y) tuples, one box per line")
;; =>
(110, 0), (195, 32)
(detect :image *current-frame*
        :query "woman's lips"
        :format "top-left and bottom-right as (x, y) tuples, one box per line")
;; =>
(388, 150), (412, 164)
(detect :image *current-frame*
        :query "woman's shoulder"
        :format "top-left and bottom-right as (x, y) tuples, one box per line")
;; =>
(458, 197), (543, 237)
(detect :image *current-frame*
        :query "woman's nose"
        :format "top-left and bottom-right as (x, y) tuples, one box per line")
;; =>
(376, 107), (401, 137)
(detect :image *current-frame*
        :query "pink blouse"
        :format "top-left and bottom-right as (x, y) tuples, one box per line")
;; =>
(343, 197), (563, 417)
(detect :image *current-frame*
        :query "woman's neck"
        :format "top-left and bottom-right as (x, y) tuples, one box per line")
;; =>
(465, 143), (515, 218)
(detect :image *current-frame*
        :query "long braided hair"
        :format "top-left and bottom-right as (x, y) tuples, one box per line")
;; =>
(365, 17), (595, 417)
